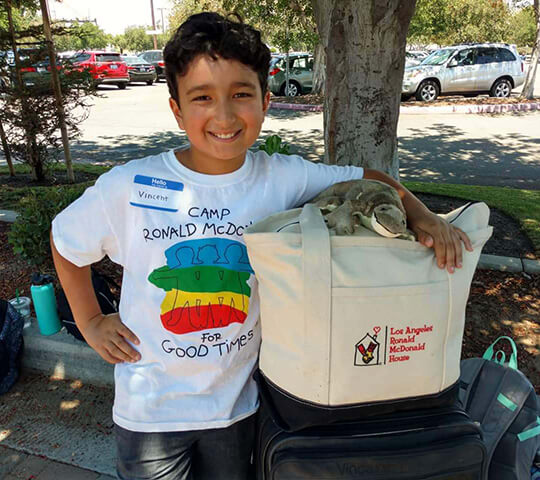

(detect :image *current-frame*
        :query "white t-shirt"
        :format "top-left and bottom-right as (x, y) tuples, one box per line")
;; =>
(52, 149), (364, 432)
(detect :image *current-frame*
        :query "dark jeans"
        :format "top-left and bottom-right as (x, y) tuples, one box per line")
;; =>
(115, 415), (255, 480)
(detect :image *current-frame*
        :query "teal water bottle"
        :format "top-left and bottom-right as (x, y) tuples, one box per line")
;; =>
(31, 273), (62, 336)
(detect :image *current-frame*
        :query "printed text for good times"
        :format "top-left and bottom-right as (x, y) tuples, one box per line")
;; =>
(161, 330), (255, 359)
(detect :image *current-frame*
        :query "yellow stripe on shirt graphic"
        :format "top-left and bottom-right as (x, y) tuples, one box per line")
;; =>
(161, 289), (250, 316)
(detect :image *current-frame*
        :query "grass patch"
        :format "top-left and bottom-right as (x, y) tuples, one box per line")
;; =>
(0, 182), (95, 210)
(404, 182), (540, 254)
(0, 163), (110, 210)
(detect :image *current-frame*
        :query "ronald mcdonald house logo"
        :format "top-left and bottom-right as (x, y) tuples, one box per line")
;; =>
(354, 324), (434, 366)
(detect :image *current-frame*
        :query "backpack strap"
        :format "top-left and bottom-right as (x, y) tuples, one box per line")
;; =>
(459, 358), (486, 410)
(480, 364), (534, 462)
(0, 299), (8, 333)
(517, 417), (540, 442)
(483, 336), (518, 370)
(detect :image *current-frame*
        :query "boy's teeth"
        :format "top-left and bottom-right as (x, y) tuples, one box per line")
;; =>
(213, 132), (236, 139)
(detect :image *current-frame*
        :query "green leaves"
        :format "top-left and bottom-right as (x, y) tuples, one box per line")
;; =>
(168, 0), (317, 52)
(408, 0), (527, 45)
(7, 185), (88, 266)
(53, 21), (112, 52)
(113, 25), (166, 53)
(258, 134), (290, 155)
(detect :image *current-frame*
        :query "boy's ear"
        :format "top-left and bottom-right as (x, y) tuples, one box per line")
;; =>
(169, 97), (185, 130)
(262, 90), (271, 115)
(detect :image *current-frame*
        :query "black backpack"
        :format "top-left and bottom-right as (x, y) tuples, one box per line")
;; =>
(459, 336), (540, 480)
(57, 268), (119, 342)
(0, 299), (24, 395)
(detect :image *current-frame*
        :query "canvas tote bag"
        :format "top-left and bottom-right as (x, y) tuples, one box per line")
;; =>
(244, 202), (492, 412)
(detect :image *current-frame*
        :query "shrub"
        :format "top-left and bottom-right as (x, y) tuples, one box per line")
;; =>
(8, 184), (90, 265)
(258, 135), (290, 155)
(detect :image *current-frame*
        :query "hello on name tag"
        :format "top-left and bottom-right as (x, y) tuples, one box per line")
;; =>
(129, 175), (184, 212)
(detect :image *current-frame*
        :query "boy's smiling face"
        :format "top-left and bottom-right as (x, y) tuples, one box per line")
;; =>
(169, 54), (270, 175)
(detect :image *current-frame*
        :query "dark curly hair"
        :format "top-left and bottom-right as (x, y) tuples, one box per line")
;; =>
(164, 12), (271, 105)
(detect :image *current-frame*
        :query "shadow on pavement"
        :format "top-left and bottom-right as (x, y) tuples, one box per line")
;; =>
(266, 108), (322, 121)
(257, 128), (324, 162)
(71, 130), (189, 164)
(66, 119), (540, 192)
(70, 128), (325, 165)
(399, 123), (540, 190)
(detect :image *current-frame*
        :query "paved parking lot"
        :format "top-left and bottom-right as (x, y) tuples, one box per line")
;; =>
(69, 80), (540, 189)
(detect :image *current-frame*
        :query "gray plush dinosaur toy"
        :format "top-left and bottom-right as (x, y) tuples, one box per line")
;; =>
(310, 179), (415, 240)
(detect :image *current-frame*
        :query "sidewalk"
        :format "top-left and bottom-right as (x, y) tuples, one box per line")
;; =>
(0, 446), (115, 480)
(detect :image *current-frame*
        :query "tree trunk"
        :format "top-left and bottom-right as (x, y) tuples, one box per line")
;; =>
(39, 0), (75, 183)
(312, 42), (326, 94)
(520, 0), (539, 100)
(6, 0), (39, 179)
(312, 0), (417, 179)
(30, 138), (43, 181)
(0, 119), (15, 177)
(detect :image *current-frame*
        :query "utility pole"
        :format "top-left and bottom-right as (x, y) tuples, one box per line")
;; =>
(157, 7), (167, 34)
(149, 0), (158, 49)
(39, 0), (74, 182)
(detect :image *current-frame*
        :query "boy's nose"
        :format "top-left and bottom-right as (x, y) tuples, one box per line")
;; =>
(214, 100), (236, 125)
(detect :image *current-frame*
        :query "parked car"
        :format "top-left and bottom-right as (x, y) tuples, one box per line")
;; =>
(123, 56), (157, 85)
(405, 52), (422, 68)
(405, 50), (429, 67)
(137, 50), (165, 81)
(0, 47), (49, 89)
(402, 43), (525, 102)
(70, 51), (129, 89)
(268, 53), (314, 97)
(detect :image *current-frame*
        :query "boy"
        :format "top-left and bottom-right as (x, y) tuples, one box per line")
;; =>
(51, 12), (472, 480)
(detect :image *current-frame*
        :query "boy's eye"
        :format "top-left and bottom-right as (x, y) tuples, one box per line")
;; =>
(234, 92), (252, 98)
(193, 95), (210, 101)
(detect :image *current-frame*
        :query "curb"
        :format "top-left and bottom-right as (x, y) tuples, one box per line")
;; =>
(0, 209), (18, 222)
(269, 101), (322, 112)
(401, 101), (540, 115)
(22, 321), (114, 386)
(269, 101), (540, 115)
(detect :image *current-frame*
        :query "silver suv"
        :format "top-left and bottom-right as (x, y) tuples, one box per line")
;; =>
(402, 43), (525, 102)
(268, 53), (313, 97)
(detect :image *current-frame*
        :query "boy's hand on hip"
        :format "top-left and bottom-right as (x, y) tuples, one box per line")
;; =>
(410, 212), (473, 274)
(82, 313), (141, 364)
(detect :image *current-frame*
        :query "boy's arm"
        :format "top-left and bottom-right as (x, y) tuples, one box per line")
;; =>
(363, 169), (473, 274)
(50, 232), (140, 364)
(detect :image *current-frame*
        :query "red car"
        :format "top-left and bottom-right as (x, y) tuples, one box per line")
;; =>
(69, 51), (129, 89)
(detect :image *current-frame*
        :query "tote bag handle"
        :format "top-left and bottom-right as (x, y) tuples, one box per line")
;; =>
(299, 203), (332, 403)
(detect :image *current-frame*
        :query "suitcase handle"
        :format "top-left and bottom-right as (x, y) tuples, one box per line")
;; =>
(482, 336), (518, 369)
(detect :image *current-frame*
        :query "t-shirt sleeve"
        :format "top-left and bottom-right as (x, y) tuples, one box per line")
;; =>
(285, 156), (365, 208)
(51, 172), (123, 267)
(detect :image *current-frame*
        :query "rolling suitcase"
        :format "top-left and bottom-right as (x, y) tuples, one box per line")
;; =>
(255, 401), (487, 480)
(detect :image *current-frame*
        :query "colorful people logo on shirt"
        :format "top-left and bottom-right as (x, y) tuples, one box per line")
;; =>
(148, 238), (253, 335)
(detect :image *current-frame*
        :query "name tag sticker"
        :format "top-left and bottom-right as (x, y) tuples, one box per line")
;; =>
(130, 175), (184, 212)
